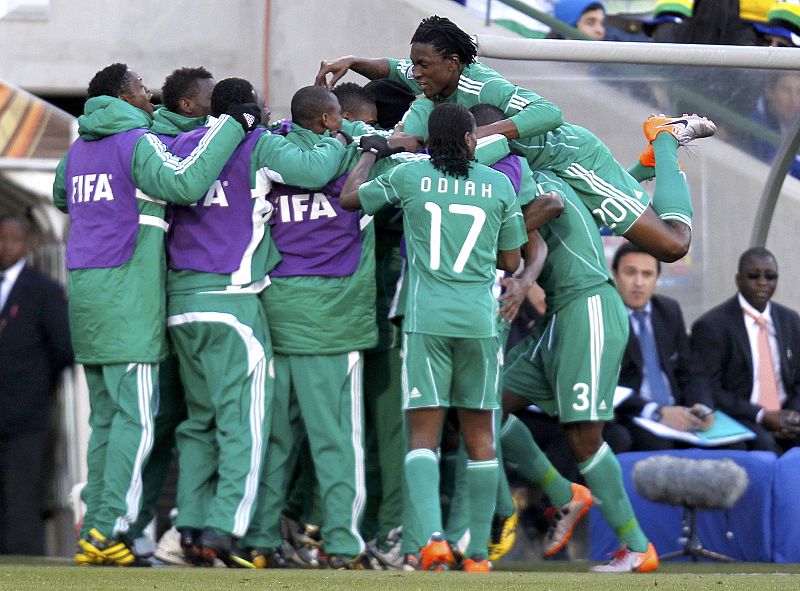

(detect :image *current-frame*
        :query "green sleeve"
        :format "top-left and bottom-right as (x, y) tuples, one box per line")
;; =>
(253, 133), (346, 189)
(480, 78), (563, 138)
(358, 164), (405, 215)
(340, 119), (391, 139)
(53, 156), (67, 212)
(131, 115), (244, 205)
(498, 182), (528, 251)
(475, 135), (511, 166)
(387, 58), (420, 94)
(400, 97), (433, 140)
(532, 170), (568, 201)
(516, 156), (537, 207)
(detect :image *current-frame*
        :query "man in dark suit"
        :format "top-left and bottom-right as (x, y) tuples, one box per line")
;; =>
(0, 215), (73, 554)
(611, 242), (714, 450)
(690, 246), (800, 453)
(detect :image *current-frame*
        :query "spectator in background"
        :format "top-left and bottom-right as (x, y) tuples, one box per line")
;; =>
(642, 0), (693, 42)
(610, 242), (714, 451)
(690, 247), (800, 454)
(750, 71), (800, 179)
(753, 0), (800, 47)
(553, 0), (607, 39)
(0, 215), (73, 555)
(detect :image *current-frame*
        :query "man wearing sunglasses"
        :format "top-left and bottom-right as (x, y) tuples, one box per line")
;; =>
(690, 247), (800, 453)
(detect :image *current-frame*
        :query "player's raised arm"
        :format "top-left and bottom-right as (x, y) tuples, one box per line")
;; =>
(315, 56), (391, 89)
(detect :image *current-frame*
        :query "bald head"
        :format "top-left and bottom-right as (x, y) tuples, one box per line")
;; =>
(291, 86), (342, 133)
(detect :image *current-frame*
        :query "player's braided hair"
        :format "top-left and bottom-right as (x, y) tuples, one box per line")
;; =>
(210, 78), (256, 117)
(161, 66), (214, 113)
(428, 103), (474, 179)
(332, 82), (375, 116)
(411, 15), (478, 65)
(87, 63), (130, 99)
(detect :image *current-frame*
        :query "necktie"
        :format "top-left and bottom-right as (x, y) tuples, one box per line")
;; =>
(633, 309), (671, 406)
(745, 310), (781, 411)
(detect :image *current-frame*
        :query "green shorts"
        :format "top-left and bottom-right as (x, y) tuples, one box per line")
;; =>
(402, 332), (502, 410)
(502, 283), (628, 422)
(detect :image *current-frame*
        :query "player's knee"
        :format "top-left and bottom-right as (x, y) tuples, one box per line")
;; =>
(564, 422), (604, 463)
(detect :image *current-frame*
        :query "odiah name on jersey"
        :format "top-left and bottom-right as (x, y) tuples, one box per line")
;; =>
(420, 175), (496, 199)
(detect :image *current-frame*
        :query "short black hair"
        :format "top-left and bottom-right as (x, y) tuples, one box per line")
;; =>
(161, 66), (214, 113)
(291, 85), (337, 128)
(363, 78), (416, 129)
(738, 246), (776, 273)
(469, 103), (506, 127)
(411, 15), (478, 65)
(87, 63), (131, 99)
(612, 241), (661, 275)
(0, 214), (30, 234)
(210, 77), (256, 117)
(428, 103), (474, 179)
(332, 82), (374, 116)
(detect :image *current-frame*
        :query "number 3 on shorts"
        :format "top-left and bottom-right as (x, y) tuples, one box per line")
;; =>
(572, 382), (590, 411)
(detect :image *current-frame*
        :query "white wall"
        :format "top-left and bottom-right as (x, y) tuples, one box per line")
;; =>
(0, 0), (267, 94)
(266, 0), (501, 119)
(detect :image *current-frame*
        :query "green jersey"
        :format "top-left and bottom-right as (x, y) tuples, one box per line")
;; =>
(387, 58), (563, 140)
(532, 170), (615, 314)
(52, 96), (245, 364)
(358, 159), (527, 338)
(511, 123), (650, 235)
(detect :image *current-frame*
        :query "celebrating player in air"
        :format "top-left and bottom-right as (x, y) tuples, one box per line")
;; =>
(315, 15), (715, 264)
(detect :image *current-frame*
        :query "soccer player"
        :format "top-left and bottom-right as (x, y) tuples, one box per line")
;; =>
(165, 79), (351, 568)
(243, 85), (406, 570)
(340, 103), (528, 573)
(473, 104), (658, 572)
(333, 82), (379, 127)
(52, 63), (260, 565)
(140, 65), (217, 564)
(315, 15), (715, 264)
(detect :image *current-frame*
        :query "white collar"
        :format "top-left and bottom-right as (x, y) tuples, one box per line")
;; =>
(1, 257), (25, 285)
(738, 292), (773, 325)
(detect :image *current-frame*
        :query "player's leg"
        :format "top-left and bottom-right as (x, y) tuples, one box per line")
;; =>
(403, 332), (456, 570)
(555, 284), (656, 572)
(241, 353), (304, 567)
(83, 362), (159, 566)
(450, 336), (504, 572)
(169, 321), (219, 564)
(291, 351), (368, 567)
(78, 365), (114, 543)
(128, 355), (185, 541)
(169, 294), (273, 568)
(499, 326), (577, 513)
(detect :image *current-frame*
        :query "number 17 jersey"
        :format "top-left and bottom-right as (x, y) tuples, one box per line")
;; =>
(358, 158), (527, 339)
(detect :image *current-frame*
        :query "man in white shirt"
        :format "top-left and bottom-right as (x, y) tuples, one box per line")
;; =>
(0, 215), (73, 554)
(690, 247), (800, 453)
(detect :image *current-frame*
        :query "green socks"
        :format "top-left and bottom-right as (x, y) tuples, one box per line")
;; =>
(651, 133), (692, 226)
(494, 409), (516, 518)
(578, 442), (649, 552)
(626, 161), (655, 183)
(499, 415), (573, 506)
(404, 448), (442, 542)
(464, 459), (499, 559)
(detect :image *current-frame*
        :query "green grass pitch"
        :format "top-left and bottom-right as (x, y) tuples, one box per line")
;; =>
(3, 559), (800, 591)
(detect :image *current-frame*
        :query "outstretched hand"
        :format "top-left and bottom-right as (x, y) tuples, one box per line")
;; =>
(315, 56), (354, 89)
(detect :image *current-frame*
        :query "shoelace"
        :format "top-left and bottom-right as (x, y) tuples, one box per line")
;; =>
(605, 547), (631, 565)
